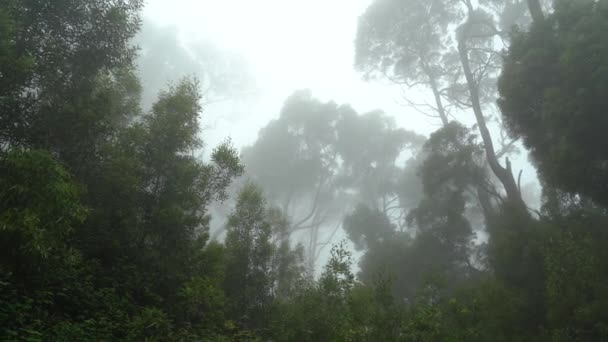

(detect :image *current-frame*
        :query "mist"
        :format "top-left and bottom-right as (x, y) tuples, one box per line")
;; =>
(138, 0), (541, 268)
(3, 0), (608, 340)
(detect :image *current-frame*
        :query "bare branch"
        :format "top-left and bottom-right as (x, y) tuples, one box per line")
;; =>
(291, 176), (326, 230)
(496, 139), (518, 160)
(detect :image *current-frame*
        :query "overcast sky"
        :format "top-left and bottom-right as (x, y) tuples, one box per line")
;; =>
(141, 0), (539, 202)
(142, 0), (438, 144)
(139, 0), (542, 273)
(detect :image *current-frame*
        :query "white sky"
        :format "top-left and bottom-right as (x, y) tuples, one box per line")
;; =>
(142, 0), (539, 201)
(142, 0), (438, 147)
(141, 0), (540, 272)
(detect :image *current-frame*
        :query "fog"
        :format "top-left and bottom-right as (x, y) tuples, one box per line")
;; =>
(11, 0), (608, 339)
(140, 0), (539, 182)
(139, 0), (541, 270)
(141, 0), (436, 146)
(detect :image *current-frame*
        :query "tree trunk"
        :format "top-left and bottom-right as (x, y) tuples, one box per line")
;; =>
(426, 67), (497, 219)
(527, 0), (544, 24)
(476, 185), (495, 222)
(425, 66), (450, 126)
(457, 30), (525, 211)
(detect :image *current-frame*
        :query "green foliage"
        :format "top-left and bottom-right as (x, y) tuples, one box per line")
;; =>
(0, 0), (143, 155)
(127, 307), (172, 341)
(0, 2), (250, 339)
(498, 0), (608, 207)
(542, 210), (608, 340)
(0, 150), (86, 261)
(401, 278), (530, 342)
(242, 90), (423, 216)
(0, 2), (34, 114)
(178, 275), (226, 330)
(134, 19), (255, 109)
(223, 183), (274, 331)
(3, 0), (608, 340)
(344, 204), (395, 251)
(270, 243), (374, 342)
(242, 89), (424, 273)
(345, 123), (485, 301)
(355, 0), (461, 85)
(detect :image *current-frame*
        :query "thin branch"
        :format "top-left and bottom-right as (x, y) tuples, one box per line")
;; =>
(398, 94), (443, 119)
(314, 217), (344, 261)
(291, 176), (326, 229)
(496, 139), (518, 160)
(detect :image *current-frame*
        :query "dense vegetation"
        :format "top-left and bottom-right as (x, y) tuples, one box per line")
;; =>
(1, 0), (608, 340)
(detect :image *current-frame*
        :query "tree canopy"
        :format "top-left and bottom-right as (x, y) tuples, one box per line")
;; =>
(2, 0), (608, 340)
(499, 0), (608, 208)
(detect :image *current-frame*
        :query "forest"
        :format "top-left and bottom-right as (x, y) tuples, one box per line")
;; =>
(1, 0), (608, 340)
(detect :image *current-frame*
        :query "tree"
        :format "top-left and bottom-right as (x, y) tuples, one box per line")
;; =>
(243, 90), (424, 268)
(456, 2), (525, 209)
(223, 183), (274, 330)
(498, 0), (608, 208)
(355, 0), (462, 125)
(0, 151), (130, 341)
(7, 0), (608, 339)
(407, 122), (484, 273)
(356, 0), (529, 209)
(241, 90), (344, 269)
(134, 19), (255, 109)
(0, 149), (86, 273)
(345, 123), (484, 301)
(541, 209), (608, 340)
(334, 109), (425, 219)
(0, 0), (143, 161)
(76, 78), (244, 310)
(267, 207), (307, 300)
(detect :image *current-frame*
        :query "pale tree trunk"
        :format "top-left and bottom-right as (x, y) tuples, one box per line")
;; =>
(527, 0), (544, 24)
(424, 66), (499, 219)
(421, 60), (500, 221)
(457, 27), (525, 211)
(425, 67), (450, 126)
